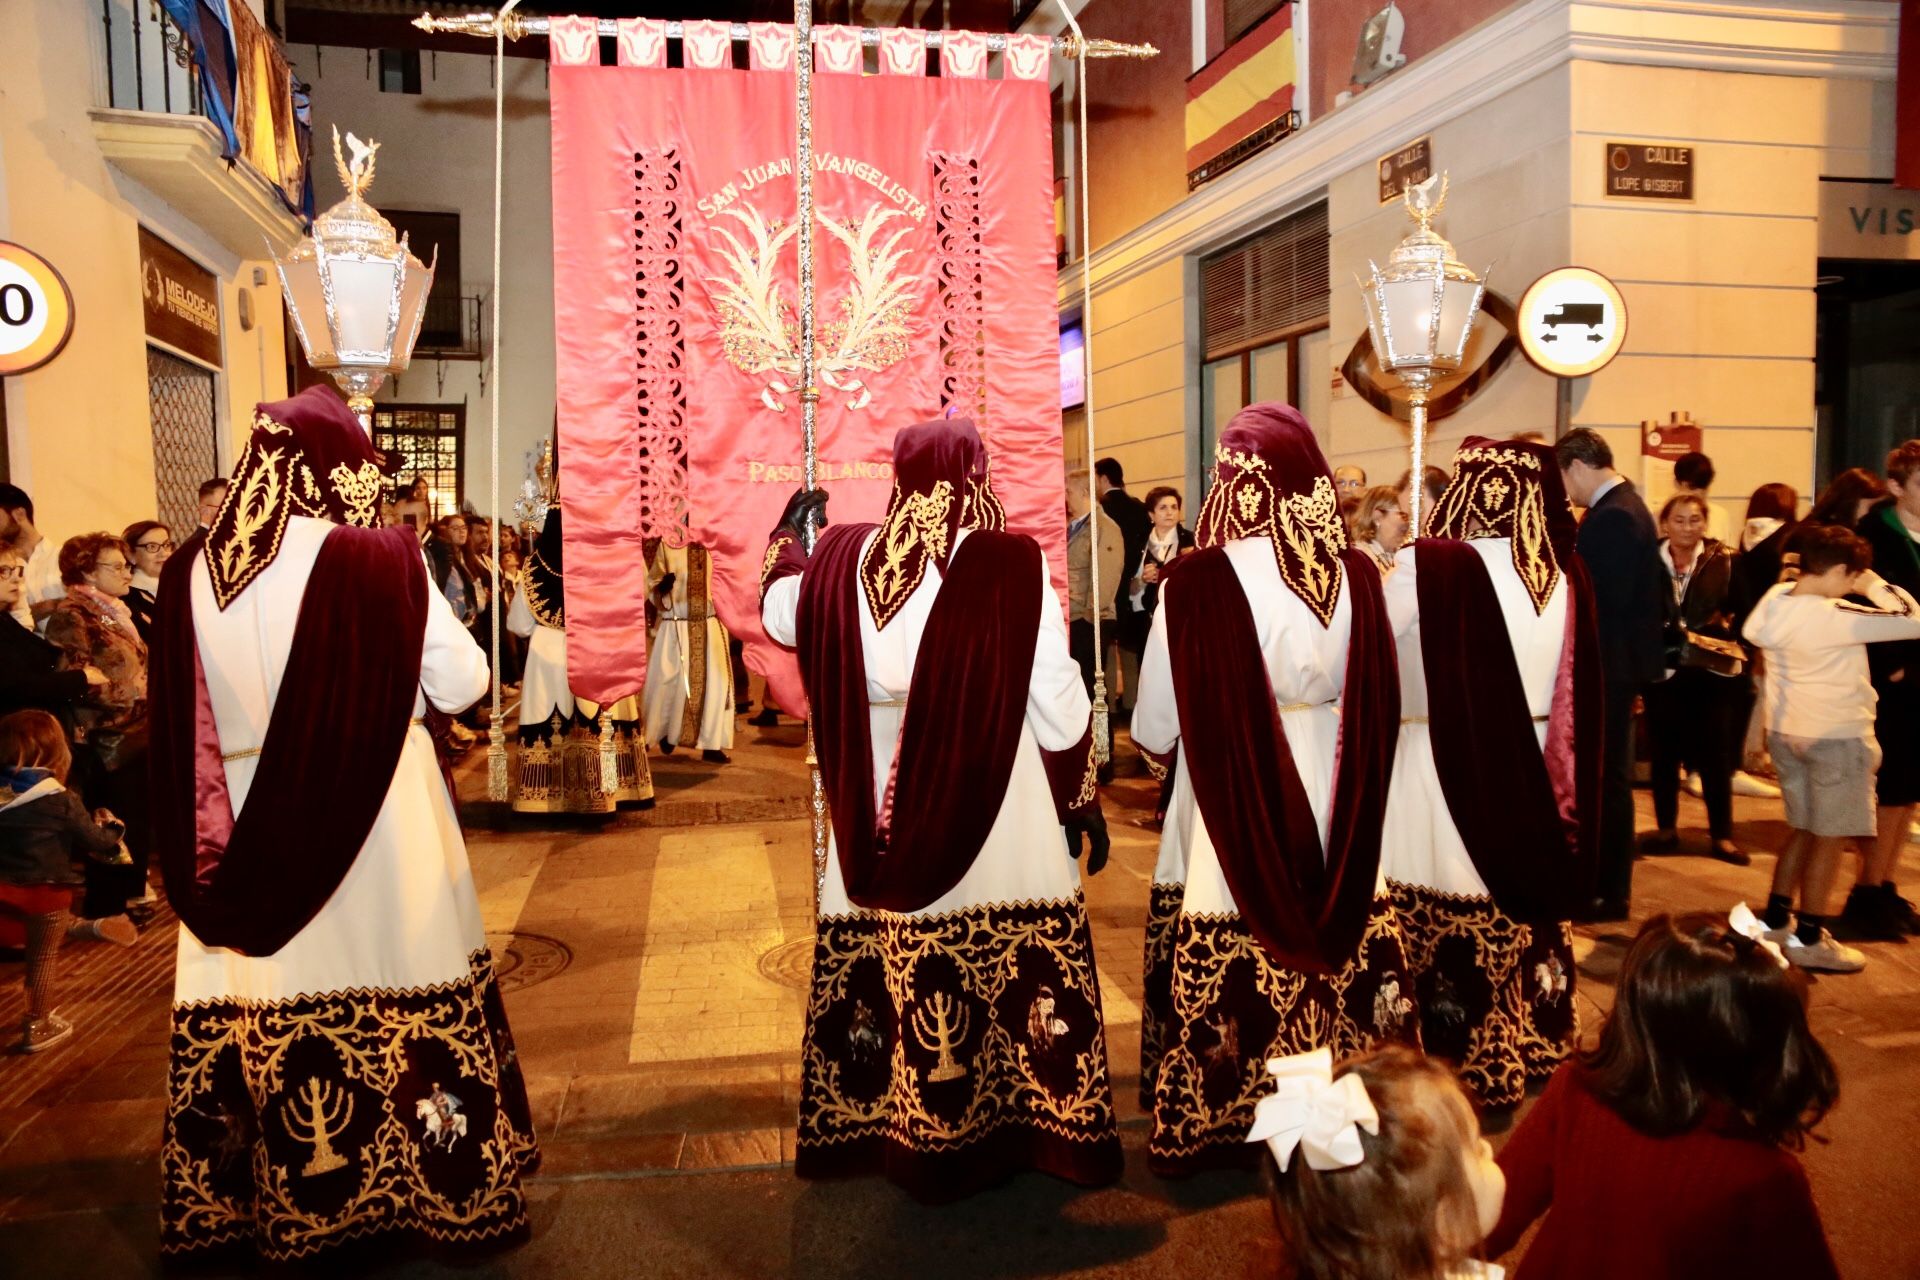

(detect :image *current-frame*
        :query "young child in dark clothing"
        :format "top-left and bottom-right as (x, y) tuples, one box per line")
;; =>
(1488, 911), (1840, 1279)
(0, 710), (129, 1052)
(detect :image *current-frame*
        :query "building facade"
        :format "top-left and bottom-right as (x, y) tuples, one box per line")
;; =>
(0, 0), (305, 541)
(1055, 0), (1903, 531)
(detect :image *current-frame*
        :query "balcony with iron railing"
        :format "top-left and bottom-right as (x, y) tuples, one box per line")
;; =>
(90, 0), (309, 259)
(415, 294), (487, 361)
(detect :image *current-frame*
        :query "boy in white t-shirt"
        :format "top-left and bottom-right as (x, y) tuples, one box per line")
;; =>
(1743, 524), (1920, 972)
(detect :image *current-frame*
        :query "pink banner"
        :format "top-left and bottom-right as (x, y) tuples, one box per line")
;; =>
(550, 31), (1065, 711)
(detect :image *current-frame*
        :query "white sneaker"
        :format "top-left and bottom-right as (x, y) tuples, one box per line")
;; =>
(1761, 918), (1796, 946)
(1683, 772), (1703, 798)
(1779, 928), (1866, 973)
(1732, 770), (1782, 798)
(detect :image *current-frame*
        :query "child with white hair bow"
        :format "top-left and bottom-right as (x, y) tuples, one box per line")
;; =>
(1251, 1045), (1507, 1280)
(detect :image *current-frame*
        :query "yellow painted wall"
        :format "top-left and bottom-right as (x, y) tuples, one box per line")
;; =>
(0, 0), (285, 542)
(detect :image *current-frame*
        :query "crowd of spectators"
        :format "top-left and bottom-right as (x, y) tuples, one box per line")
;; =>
(0, 473), (532, 1052)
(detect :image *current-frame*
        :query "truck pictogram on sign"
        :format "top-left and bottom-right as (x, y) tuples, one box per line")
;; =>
(1542, 302), (1607, 341)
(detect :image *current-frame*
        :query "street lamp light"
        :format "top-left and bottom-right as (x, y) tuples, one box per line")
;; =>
(273, 127), (434, 433)
(1359, 172), (1484, 535)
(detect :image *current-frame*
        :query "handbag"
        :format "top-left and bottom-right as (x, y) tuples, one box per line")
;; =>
(1676, 629), (1746, 677)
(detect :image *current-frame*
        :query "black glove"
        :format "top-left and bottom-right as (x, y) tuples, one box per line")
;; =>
(777, 487), (830, 541)
(1065, 808), (1110, 877)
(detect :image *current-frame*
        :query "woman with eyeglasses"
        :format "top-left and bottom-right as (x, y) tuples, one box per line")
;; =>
(120, 521), (173, 644)
(43, 534), (150, 937)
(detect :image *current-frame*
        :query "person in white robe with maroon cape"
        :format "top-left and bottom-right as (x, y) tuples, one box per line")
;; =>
(1380, 436), (1600, 1108)
(507, 505), (652, 813)
(151, 388), (537, 1261)
(760, 417), (1122, 1201)
(1132, 402), (1416, 1176)
(642, 539), (734, 761)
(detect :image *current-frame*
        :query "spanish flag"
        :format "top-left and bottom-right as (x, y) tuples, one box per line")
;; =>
(1186, 4), (1298, 180)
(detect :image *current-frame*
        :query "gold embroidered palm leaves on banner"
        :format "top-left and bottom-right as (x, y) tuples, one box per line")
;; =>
(1427, 442), (1563, 614)
(712, 203), (918, 413)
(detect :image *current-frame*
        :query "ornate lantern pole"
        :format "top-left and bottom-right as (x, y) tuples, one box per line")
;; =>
(1358, 173), (1485, 536)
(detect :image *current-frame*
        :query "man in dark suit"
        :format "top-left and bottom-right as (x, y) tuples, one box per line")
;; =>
(1558, 428), (1666, 922)
(1095, 458), (1151, 714)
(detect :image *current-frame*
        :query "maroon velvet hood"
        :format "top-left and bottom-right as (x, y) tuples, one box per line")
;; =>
(858, 416), (1006, 631)
(204, 386), (398, 609)
(1193, 402), (1348, 627)
(1426, 436), (1578, 614)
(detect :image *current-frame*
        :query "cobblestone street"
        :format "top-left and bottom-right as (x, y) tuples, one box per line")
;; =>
(4, 713), (1918, 1278)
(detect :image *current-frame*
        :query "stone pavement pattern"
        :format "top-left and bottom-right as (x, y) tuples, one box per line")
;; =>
(3, 712), (1918, 1277)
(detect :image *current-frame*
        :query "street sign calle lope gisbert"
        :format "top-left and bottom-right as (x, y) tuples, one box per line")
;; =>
(1606, 142), (1693, 201)
(0, 242), (76, 376)
(1517, 267), (1628, 380)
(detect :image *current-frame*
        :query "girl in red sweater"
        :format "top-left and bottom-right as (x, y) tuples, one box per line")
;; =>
(1488, 911), (1840, 1279)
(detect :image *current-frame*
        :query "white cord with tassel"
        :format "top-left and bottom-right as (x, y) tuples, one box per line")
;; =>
(1054, 0), (1109, 767)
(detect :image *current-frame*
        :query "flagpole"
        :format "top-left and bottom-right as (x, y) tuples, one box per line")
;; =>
(485, 0), (521, 803)
(793, 0), (829, 903)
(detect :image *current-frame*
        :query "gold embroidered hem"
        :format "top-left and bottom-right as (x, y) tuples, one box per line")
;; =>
(1139, 881), (1184, 1110)
(1387, 881), (1577, 1107)
(1148, 896), (1418, 1175)
(161, 949), (539, 1261)
(512, 705), (652, 813)
(796, 892), (1122, 1199)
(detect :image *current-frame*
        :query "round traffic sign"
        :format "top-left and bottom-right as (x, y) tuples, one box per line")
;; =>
(1516, 266), (1626, 379)
(0, 242), (75, 376)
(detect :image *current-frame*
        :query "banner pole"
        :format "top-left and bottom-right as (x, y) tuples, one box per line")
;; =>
(794, 0), (829, 903)
(485, 0), (521, 803)
(1053, 1), (1109, 767)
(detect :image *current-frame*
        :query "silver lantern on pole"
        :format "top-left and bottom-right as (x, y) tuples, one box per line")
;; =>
(1358, 172), (1484, 536)
(273, 127), (435, 433)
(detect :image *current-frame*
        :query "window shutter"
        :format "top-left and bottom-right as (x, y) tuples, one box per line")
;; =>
(1224, 0), (1288, 47)
(1200, 202), (1328, 359)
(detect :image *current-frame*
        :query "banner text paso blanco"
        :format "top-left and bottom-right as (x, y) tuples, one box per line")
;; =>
(698, 153), (929, 222)
(747, 459), (893, 484)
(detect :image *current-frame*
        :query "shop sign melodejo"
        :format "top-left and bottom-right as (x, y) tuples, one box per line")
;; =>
(139, 227), (221, 367)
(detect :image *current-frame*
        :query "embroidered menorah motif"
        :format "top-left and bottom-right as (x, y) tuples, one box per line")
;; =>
(281, 1075), (354, 1177)
(913, 991), (972, 1083)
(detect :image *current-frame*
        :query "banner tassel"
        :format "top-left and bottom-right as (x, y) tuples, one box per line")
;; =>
(599, 710), (618, 795)
(487, 709), (509, 802)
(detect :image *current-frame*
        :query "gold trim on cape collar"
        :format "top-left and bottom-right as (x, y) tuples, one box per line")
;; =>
(521, 545), (565, 630)
(1194, 447), (1347, 627)
(1427, 442), (1562, 613)
(206, 410), (385, 611)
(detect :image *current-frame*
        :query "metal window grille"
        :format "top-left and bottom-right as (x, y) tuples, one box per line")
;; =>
(146, 346), (217, 537)
(372, 405), (465, 519)
(1200, 201), (1329, 360)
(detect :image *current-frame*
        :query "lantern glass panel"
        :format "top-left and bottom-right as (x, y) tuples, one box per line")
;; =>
(393, 257), (433, 371)
(328, 256), (399, 358)
(1382, 277), (1439, 365)
(1436, 277), (1482, 364)
(281, 261), (336, 365)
